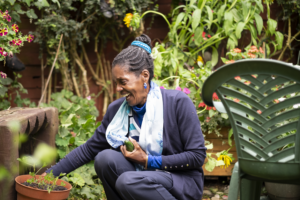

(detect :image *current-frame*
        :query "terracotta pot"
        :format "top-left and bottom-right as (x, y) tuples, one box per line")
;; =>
(15, 175), (72, 200)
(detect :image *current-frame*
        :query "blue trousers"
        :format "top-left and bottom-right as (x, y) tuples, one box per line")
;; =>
(94, 149), (177, 200)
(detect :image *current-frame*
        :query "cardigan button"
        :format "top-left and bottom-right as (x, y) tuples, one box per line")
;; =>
(187, 164), (189, 167)
(165, 166), (167, 169)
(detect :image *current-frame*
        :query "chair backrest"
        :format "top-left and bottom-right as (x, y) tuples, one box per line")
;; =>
(202, 59), (300, 165)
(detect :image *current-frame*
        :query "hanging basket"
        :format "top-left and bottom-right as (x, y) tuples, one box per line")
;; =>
(15, 175), (72, 200)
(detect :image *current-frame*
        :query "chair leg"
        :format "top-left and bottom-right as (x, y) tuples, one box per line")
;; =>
(240, 178), (263, 200)
(228, 162), (240, 200)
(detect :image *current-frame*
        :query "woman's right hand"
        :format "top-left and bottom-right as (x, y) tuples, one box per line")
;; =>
(41, 172), (47, 177)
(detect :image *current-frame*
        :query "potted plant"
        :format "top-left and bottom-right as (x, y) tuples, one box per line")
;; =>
(16, 143), (72, 200)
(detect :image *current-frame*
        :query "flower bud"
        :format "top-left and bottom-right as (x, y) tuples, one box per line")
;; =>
(8, 51), (13, 57)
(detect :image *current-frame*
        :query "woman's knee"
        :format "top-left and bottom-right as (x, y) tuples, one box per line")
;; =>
(115, 172), (134, 194)
(94, 149), (118, 173)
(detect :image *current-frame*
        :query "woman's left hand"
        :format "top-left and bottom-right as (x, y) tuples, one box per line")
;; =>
(120, 137), (147, 166)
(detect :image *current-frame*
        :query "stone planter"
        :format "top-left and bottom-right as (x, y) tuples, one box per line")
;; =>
(15, 175), (72, 200)
(265, 182), (300, 200)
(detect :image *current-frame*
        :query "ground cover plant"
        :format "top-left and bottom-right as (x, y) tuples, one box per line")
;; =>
(40, 89), (106, 200)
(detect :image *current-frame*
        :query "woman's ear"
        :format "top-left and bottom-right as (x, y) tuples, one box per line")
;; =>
(141, 69), (150, 83)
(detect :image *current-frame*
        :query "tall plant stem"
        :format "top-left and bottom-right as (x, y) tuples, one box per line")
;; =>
(278, 21), (300, 60)
(140, 11), (171, 29)
(38, 34), (63, 107)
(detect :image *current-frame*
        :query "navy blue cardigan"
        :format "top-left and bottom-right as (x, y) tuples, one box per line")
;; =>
(46, 89), (207, 200)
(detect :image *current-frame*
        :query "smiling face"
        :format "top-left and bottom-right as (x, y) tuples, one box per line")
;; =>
(112, 64), (150, 107)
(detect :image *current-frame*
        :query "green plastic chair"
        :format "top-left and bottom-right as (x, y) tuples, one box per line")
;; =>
(201, 59), (300, 200)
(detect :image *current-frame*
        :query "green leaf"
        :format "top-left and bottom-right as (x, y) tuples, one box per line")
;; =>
(55, 134), (70, 146)
(266, 44), (270, 56)
(194, 26), (203, 46)
(174, 12), (185, 31)
(211, 46), (218, 67)
(0, 77), (13, 85)
(226, 37), (235, 50)
(249, 24), (257, 39)
(26, 9), (38, 19)
(209, 109), (215, 117)
(34, 0), (50, 9)
(224, 12), (233, 24)
(205, 143), (213, 150)
(254, 14), (263, 35)
(267, 19), (277, 36)
(57, 148), (66, 159)
(61, 114), (76, 127)
(192, 9), (201, 31)
(80, 186), (96, 199)
(218, 5), (226, 24)
(11, 11), (21, 23)
(242, 2), (250, 21)
(24, 0), (32, 6)
(205, 157), (216, 172)
(235, 22), (245, 39)
(228, 128), (233, 146)
(221, 113), (228, 119)
(275, 31), (284, 50)
(59, 126), (70, 138)
(69, 173), (85, 187)
(7, 0), (16, 5)
(205, 6), (213, 29)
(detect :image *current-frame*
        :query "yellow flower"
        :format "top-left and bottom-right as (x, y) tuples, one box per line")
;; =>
(217, 154), (232, 168)
(197, 56), (204, 64)
(124, 13), (133, 28)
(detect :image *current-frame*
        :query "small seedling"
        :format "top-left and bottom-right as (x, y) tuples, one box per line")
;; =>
(18, 157), (66, 193)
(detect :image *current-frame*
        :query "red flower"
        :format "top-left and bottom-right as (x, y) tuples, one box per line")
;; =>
(16, 39), (22, 46)
(259, 47), (264, 54)
(202, 32), (206, 38)
(198, 102), (206, 108)
(12, 24), (19, 33)
(225, 60), (235, 64)
(251, 75), (257, 78)
(257, 110), (262, 114)
(207, 34), (211, 38)
(212, 92), (219, 100)
(27, 34), (34, 43)
(235, 76), (241, 81)
(244, 81), (251, 85)
(233, 48), (241, 53)
(205, 117), (211, 122)
(247, 53), (256, 58)
(212, 107), (216, 110)
(206, 106), (212, 110)
(233, 98), (240, 103)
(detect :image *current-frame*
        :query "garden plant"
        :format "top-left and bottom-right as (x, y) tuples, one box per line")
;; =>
(0, 7), (35, 110)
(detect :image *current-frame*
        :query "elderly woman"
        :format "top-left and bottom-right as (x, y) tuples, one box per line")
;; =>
(44, 34), (206, 200)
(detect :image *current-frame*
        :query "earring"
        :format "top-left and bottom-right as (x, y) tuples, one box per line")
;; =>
(144, 82), (147, 89)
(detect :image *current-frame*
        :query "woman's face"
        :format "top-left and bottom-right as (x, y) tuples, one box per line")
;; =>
(112, 65), (150, 107)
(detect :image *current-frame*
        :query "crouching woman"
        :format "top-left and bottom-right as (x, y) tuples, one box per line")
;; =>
(43, 34), (206, 200)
